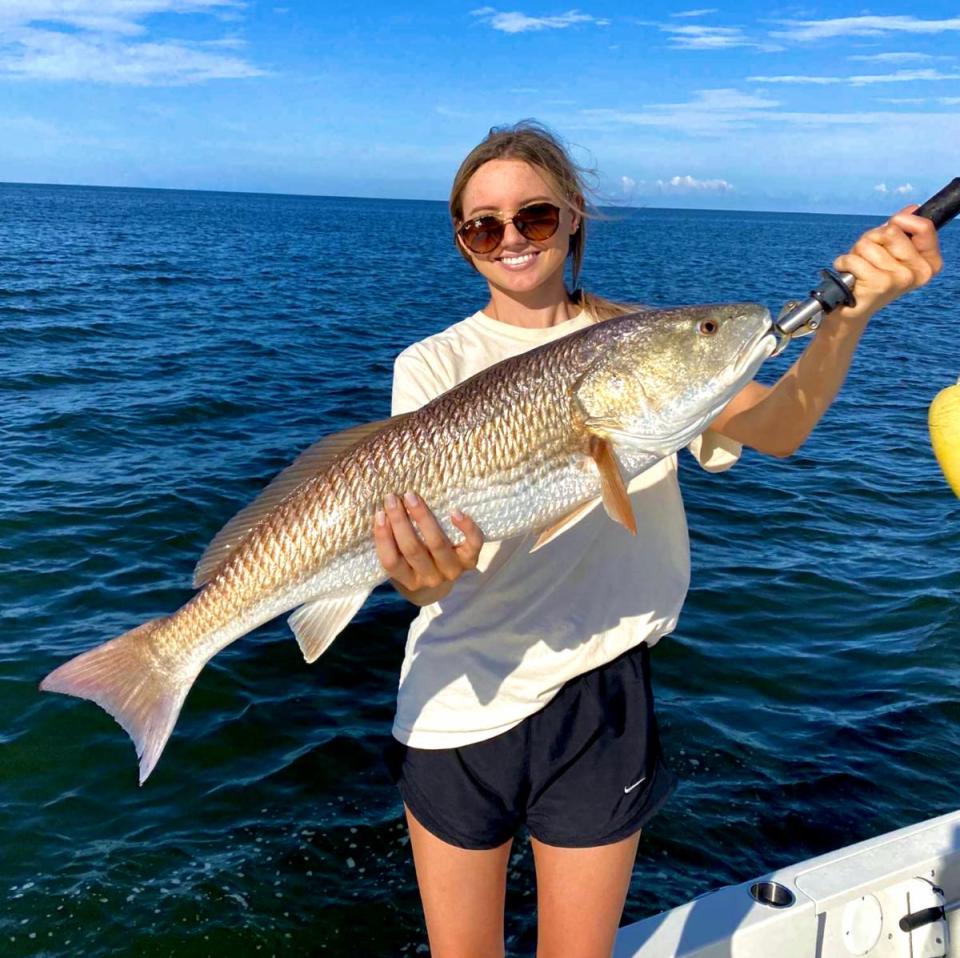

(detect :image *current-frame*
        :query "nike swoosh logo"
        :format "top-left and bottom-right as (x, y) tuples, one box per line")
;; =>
(623, 776), (646, 794)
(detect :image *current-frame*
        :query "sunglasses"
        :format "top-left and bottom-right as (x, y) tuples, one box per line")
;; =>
(456, 202), (562, 255)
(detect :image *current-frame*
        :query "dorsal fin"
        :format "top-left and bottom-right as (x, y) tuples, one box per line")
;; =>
(192, 417), (399, 588)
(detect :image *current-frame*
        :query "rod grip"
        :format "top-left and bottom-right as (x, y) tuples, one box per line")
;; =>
(914, 177), (960, 230)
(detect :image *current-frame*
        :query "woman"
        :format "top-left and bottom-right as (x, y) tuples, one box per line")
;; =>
(373, 121), (942, 958)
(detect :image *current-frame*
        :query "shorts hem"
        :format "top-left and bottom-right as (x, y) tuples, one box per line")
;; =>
(396, 774), (516, 851)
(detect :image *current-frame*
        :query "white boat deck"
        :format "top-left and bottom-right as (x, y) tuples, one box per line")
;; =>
(615, 809), (960, 957)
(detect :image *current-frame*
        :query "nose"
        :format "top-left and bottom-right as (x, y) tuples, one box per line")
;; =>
(499, 219), (527, 248)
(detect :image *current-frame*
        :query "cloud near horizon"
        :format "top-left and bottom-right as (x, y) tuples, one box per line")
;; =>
(657, 174), (734, 192)
(874, 182), (916, 196)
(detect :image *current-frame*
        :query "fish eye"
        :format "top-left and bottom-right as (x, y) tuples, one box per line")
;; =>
(698, 319), (719, 336)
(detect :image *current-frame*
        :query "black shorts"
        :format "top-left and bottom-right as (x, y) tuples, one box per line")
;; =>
(385, 642), (676, 850)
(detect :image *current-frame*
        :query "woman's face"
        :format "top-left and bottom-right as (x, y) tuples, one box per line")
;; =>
(457, 159), (579, 299)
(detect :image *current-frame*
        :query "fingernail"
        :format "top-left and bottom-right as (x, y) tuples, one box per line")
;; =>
(375, 510), (385, 527)
(451, 508), (464, 521)
(385, 493), (398, 510)
(404, 491), (418, 507)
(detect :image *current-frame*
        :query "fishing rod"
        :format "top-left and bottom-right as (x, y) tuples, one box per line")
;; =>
(773, 177), (960, 351)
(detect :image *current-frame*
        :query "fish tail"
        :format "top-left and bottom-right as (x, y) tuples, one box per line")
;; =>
(40, 616), (197, 785)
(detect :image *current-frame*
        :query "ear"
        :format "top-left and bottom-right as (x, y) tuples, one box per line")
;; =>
(570, 193), (585, 234)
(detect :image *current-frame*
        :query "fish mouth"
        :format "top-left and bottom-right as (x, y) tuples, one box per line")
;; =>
(631, 313), (777, 454)
(696, 314), (777, 428)
(733, 326), (778, 379)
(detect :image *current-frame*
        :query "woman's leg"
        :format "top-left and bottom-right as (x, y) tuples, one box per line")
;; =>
(530, 830), (642, 958)
(405, 803), (513, 958)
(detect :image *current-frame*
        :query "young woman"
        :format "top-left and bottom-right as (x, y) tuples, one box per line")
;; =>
(373, 121), (942, 958)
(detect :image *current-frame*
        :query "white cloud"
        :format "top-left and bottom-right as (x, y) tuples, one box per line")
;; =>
(657, 174), (734, 192)
(874, 182), (915, 195)
(772, 15), (960, 43)
(578, 87), (781, 135)
(749, 68), (960, 86)
(0, 1), (263, 85)
(620, 175), (636, 193)
(663, 24), (749, 48)
(653, 21), (782, 51)
(470, 8), (609, 33)
(671, 8), (719, 17)
(848, 52), (937, 63)
(0, 1), (242, 34)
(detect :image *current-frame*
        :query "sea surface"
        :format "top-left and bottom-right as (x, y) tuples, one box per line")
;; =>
(2, 183), (959, 957)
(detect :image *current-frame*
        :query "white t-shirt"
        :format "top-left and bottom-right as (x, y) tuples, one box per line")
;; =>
(390, 309), (742, 749)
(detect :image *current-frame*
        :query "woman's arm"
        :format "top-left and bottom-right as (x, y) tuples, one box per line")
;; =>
(709, 209), (943, 458)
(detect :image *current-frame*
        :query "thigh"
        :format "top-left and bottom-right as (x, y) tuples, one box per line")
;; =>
(531, 830), (642, 958)
(405, 803), (513, 958)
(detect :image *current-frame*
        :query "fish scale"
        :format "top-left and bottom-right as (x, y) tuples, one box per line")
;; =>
(40, 303), (776, 783)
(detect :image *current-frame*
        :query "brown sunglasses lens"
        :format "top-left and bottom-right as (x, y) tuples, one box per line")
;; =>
(514, 203), (561, 240)
(459, 217), (504, 254)
(459, 203), (561, 254)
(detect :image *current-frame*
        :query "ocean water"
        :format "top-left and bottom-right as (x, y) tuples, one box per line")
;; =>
(2, 182), (959, 957)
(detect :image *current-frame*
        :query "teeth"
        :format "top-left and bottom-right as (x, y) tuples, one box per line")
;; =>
(501, 253), (536, 265)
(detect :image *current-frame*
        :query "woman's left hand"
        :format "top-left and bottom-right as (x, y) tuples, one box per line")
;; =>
(831, 206), (943, 327)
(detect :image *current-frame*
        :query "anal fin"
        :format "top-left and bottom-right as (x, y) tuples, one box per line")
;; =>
(288, 591), (371, 663)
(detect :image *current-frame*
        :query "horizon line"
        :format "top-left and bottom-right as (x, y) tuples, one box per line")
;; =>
(0, 178), (883, 219)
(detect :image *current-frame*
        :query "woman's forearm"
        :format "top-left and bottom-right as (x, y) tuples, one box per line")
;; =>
(710, 208), (942, 458)
(710, 315), (869, 458)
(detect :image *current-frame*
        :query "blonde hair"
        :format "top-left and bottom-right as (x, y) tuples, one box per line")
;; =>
(449, 120), (637, 322)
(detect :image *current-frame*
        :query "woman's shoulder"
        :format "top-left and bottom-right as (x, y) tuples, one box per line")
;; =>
(395, 312), (484, 368)
(392, 312), (492, 412)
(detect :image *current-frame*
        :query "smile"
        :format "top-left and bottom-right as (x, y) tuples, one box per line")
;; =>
(498, 251), (539, 269)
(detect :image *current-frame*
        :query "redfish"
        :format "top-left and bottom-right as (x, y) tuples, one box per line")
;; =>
(41, 304), (776, 783)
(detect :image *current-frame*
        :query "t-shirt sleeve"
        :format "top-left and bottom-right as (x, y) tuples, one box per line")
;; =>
(391, 345), (450, 416)
(687, 428), (742, 473)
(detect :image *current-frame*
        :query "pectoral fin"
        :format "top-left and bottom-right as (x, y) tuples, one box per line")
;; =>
(588, 435), (637, 536)
(288, 591), (371, 663)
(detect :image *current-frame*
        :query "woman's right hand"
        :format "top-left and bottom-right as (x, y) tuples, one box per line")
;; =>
(373, 492), (484, 606)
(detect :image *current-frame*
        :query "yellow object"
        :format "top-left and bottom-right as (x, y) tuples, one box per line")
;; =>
(929, 379), (960, 497)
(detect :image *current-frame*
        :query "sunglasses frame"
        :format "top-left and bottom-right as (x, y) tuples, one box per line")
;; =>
(456, 201), (563, 255)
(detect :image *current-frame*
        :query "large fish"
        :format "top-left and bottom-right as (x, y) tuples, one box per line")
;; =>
(41, 304), (777, 783)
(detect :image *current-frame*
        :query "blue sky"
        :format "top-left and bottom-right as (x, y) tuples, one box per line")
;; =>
(1, 2), (959, 212)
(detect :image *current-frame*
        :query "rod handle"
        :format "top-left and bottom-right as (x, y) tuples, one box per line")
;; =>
(914, 177), (960, 230)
